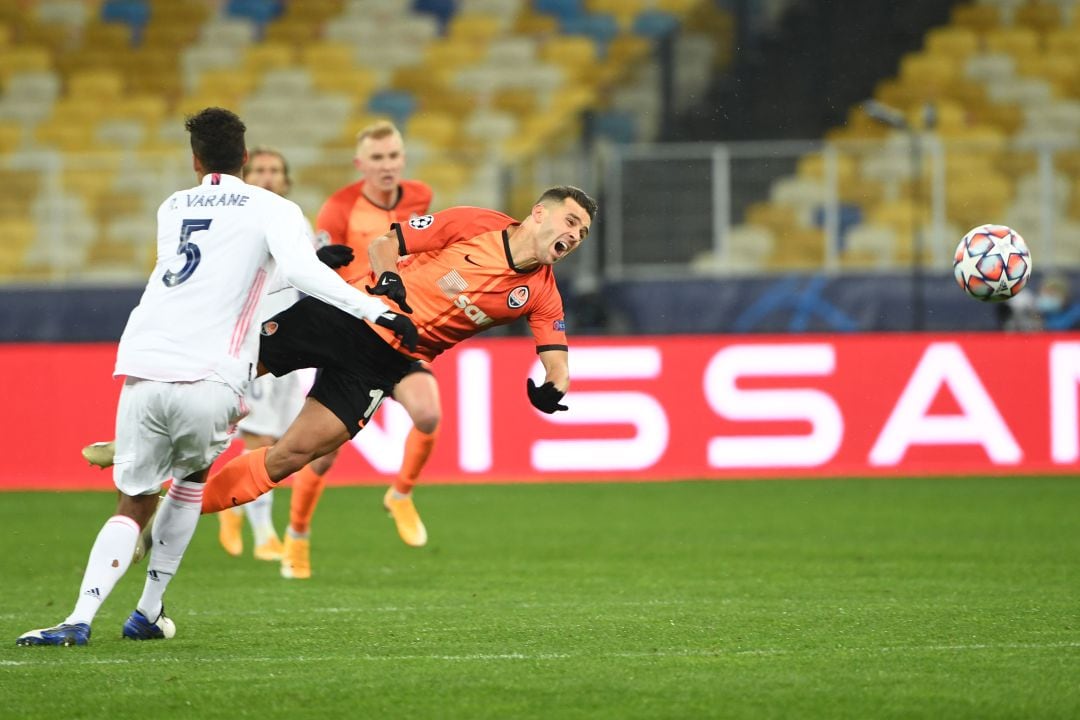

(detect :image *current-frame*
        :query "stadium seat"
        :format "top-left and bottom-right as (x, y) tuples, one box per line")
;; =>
(243, 43), (296, 73)
(592, 109), (637, 143)
(925, 26), (979, 62)
(562, 13), (620, 51)
(412, 0), (456, 28)
(448, 14), (504, 43)
(100, 0), (151, 31)
(405, 113), (459, 150)
(367, 89), (418, 126)
(535, 0), (584, 23)
(67, 69), (126, 100)
(225, 0), (283, 26)
(632, 10), (680, 40)
(200, 18), (260, 46)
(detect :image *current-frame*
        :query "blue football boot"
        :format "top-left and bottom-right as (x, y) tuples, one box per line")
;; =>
(122, 608), (176, 640)
(16, 623), (91, 646)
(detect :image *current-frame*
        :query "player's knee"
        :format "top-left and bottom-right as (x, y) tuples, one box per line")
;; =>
(411, 406), (440, 435)
(309, 448), (338, 475)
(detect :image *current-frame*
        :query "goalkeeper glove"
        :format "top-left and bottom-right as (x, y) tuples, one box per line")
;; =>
(375, 311), (419, 353)
(316, 244), (354, 269)
(365, 271), (413, 313)
(526, 378), (568, 414)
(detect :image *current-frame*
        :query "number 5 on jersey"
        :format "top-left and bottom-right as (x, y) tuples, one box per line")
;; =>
(163, 218), (212, 287)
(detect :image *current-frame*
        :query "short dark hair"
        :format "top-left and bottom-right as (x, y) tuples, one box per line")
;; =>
(185, 107), (246, 174)
(537, 185), (597, 220)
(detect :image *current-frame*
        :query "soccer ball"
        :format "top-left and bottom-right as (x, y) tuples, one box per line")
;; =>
(953, 224), (1032, 302)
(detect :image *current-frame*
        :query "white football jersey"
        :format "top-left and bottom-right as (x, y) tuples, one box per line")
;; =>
(116, 173), (388, 391)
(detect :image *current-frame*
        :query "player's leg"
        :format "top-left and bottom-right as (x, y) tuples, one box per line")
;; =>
(282, 448), (337, 579)
(202, 397), (352, 514)
(125, 379), (245, 640)
(18, 379), (169, 646)
(384, 368), (441, 547)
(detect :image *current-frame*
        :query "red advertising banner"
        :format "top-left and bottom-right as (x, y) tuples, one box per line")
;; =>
(1, 333), (1077, 490)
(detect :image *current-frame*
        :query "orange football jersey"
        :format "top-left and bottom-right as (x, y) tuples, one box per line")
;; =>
(362, 207), (569, 362)
(316, 179), (433, 284)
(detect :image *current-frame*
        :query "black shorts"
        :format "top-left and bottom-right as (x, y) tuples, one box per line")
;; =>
(258, 297), (416, 436)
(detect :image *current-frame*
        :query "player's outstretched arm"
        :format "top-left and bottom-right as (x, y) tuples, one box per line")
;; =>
(267, 202), (388, 323)
(527, 349), (570, 414)
(366, 231), (412, 313)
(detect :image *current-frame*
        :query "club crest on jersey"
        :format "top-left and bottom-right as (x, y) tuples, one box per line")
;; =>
(261, 321), (278, 336)
(409, 214), (434, 230)
(553, 319), (566, 331)
(507, 286), (530, 309)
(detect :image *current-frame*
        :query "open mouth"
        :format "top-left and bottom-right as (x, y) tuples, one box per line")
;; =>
(554, 240), (568, 255)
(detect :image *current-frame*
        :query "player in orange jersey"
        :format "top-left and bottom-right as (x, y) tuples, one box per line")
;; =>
(278, 120), (436, 580)
(198, 186), (595, 526)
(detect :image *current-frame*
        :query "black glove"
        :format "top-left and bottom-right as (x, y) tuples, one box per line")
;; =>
(375, 310), (418, 353)
(527, 378), (568, 414)
(316, 244), (354, 269)
(365, 271), (412, 313)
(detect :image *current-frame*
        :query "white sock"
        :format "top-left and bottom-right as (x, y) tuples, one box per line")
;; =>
(287, 525), (310, 540)
(135, 479), (203, 621)
(243, 489), (276, 546)
(64, 515), (140, 627)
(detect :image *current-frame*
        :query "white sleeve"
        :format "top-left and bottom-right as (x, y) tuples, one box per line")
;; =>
(265, 200), (389, 322)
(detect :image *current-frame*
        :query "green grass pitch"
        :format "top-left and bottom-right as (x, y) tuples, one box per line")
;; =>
(1, 477), (1078, 719)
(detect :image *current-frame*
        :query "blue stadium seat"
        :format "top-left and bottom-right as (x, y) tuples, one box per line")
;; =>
(535, 0), (584, 23)
(814, 204), (864, 249)
(101, 0), (150, 30)
(593, 110), (637, 144)
(412, 0), (456, 29)
(226, 0), (283, 25)
(561, 13), (619, 55)
(368, 90), (418, 126)
(632, 10), (679, 40)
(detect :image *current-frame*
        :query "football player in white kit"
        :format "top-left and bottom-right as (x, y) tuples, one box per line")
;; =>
(17, 108), (415, 646)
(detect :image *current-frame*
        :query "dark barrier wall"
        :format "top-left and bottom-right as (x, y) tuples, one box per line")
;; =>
(1, 272), (1076, 341)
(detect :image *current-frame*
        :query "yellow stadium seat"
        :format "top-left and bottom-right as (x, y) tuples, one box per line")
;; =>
(147, 0), (212, 25)
(587, 0), (647, 29)
(141, 23), (201, 52)
(392, 66), (453, 96)
(424, 40), (488, 70)
(1016, 2), (1061, 32)
(924, 27), (978, 62)
(243, 43), (296, 73)
(796, 152), (857, 184)
(405, 113), (460, 149)
(0, 219), (36, 275)
(899, 53), (958, 92)
(301, 42), (356, 71)
(745, 202), (799, 237)
(539, 36), (599, 82)
(0, 122), (23, 154)
(767, 228), (825, 270)
(514, 11), (559, 35)
(946, 174), (1012, 229)
(263, 18), (320, 45)
(984, 27), (1040, 57)
(82, 22), (134, 50)
(448, 13), (503, 44)
(106, 94), (169, 125)
(1046, 28), (1080, 57)
(197, 68), (258, 97)
(0, 46), (52, 82)
(68, 69), (125, 100)
(310, 67), (378, 99)
(1016, 54), (1078, 95)
(951, 4), (1001, 32)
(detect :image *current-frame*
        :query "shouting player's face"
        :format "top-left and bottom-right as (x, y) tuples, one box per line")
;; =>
(536, 199), (590, 265)
(355, 133), (405, 195)
(244, 152), (289, 196)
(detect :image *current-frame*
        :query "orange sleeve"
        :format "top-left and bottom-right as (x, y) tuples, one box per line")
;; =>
(527, 275), (568, 352)
(315, 184), (359, 246)
(392, 206), (513, 255)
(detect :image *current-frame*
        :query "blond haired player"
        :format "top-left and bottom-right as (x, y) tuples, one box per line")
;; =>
(280, 120), (436, 579)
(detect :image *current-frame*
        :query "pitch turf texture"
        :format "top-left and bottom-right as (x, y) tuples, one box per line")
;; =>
(2, 477), (1078, 719)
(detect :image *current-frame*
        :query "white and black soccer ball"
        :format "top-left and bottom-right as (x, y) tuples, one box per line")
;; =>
(953, 224), (1032, 302)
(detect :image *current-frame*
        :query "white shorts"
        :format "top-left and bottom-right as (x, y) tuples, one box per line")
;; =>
(112, 377), (245, 496)
(236, 369), (312, 439)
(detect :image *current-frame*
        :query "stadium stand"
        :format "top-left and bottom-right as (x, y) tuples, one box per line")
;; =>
(702, 0), (1080, 273)
(0, 0), (727, 281)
